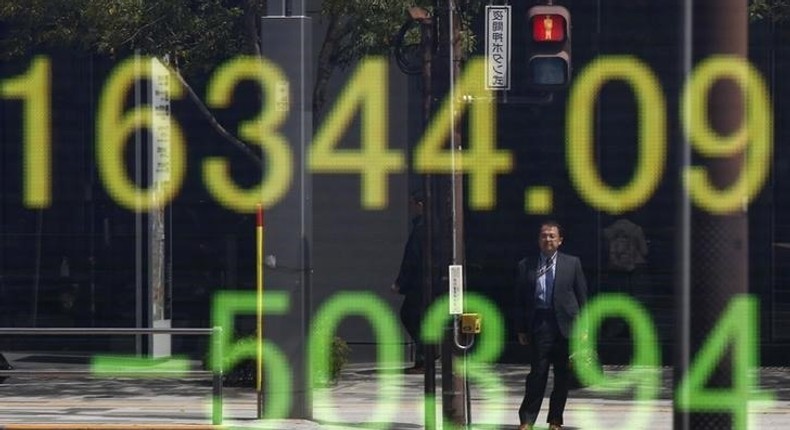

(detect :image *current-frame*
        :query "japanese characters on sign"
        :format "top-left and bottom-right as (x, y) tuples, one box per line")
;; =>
(485, 5), (511, 90)
(151, 58), (172, 186)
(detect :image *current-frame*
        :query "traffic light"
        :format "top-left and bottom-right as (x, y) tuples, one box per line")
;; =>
(526, 5), (571, 89)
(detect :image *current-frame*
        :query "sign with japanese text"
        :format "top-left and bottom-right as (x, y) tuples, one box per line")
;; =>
(485, 5), (511, 90)
(151, 57), (172, 186)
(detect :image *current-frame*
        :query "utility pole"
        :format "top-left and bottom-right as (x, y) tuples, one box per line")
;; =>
(676, 1), (748, 429)
(431, 0), (469, 426)
(412, 5), (439, 428)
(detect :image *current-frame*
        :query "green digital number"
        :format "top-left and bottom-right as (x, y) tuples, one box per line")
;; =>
(211, 290), (292, 419)
(91, 355), (191, 378)
(572, 293), (775, 430)
(308, 292), (403, 428)
(676, 295), (774, 430)
(421, 292), (506, 429)
(570, 293), (661, 429)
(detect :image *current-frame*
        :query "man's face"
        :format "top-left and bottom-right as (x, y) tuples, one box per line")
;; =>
(409, 198), (424, 218)
(538, 225), (563, 256)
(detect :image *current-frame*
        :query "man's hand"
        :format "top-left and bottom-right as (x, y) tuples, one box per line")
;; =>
(517, 332), (529, 346)
(390, 283), (400, 294)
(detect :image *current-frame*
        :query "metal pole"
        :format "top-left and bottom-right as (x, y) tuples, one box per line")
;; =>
(448, 0), (470, 426)
(433, 0), (468, 425)
(674, 1), (693, 430)
(291, 0), (306, 16)
(267, 0), (287, 16)
(0, 327), (213, 335)
(134, 51), (144, 357)
(420, 9), (438, 430)
(212, 326), (223, 425)
(676, 1), (748, 429)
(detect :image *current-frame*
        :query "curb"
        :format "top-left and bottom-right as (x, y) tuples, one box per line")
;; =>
(0, 425), (222, 430)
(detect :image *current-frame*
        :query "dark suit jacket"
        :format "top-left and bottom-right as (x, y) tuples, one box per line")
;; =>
(395, 216), (424, 297)
(514, 252), (588, 338)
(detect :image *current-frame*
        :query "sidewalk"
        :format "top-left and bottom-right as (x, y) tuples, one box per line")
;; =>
(1, 353), (790, 429)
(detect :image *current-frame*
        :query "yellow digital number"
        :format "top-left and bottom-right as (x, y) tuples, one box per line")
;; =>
(414, 57), (513, 210)
(682, 56), (773, 214)
(309, 57), (405, 209)
(1, 57), (52, 208)
(567, 56), (666, 214)
(96, 56), (187, 212)
(204, 56), (293, 213)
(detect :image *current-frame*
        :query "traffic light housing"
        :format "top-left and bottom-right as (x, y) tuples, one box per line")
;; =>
(526, 5), (571, 89)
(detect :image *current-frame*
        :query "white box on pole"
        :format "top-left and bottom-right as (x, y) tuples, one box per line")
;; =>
(449, 265), (464, 315)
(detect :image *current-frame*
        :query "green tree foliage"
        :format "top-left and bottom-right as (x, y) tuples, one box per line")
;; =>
(0, 0), (258, 75)
(314, 0), (482, 112)
(0, 0), (485, 146)
(320, 0), (414, 68)
(0, 0), (263, 164)
(750, 0), (790, 22)
(319, 0), (478, 67)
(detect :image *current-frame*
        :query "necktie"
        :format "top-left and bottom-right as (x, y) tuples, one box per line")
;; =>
(544, 257), (554, 306)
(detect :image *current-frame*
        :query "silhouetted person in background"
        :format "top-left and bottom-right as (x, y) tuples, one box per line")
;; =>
(391, 192), (427, 374)
(603, 218), (649, 338)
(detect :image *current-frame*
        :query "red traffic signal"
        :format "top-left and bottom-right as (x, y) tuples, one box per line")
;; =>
(526, 5), (572, 89)
(531, 13), (567, 42)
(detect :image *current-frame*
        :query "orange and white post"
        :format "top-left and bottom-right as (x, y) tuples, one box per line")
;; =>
(256, 204), (264, 418)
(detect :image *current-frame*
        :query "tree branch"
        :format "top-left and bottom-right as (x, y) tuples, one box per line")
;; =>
(242, 0), (262, 56)
(121, 14), (167, 48)
(171, 68), (263, 168)
(313, 13), (351, 116)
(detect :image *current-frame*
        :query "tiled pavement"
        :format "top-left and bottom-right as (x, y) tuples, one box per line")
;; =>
(1, 354), (790, 429)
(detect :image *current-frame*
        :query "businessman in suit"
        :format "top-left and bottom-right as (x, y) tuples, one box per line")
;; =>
(515, 221), (588, 430)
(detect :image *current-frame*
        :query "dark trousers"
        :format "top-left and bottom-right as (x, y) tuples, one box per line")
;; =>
(519, 310), (570, 426)
(0, 352), (10, 384)
(400, 294), (424, 365)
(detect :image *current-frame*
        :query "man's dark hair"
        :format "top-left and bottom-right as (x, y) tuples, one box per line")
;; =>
(539, 220), (564, 237)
